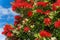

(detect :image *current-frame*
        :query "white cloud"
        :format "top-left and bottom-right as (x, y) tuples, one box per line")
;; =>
(0, 6), (19, 15)
(0, 6), (9, 15)
(0, 8), (9, 15)
(0, 28), (3, 35)
(0, 28), (6, 40)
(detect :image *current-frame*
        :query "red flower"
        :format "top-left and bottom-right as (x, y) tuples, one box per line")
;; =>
(23, 2), (33, 8)
(24, 26), (30, 32)
(28, 11), (33, 17)
(2, 24), (14, 35)
(44, 10), (50, 15)
(2, 30), (8, 35)
(4, 24), (14, 31)
(40, 30), (51, 37)
(12, 1), (33, 9)
(52, 5), (57, 11)
(11, 2), (17, 11)
(36, 9), (43, 14)
(14, 21), (20, 26)
(7, 32), (13, 37)
(15, 15), (21, 20)
(44, 18), (51, 26)
(54, 20), (60, 28)
(52, 2), (60, 11)
(12, 6), (16, 11)
(56, 0), (60, 3)
(37, 2), (49, 7)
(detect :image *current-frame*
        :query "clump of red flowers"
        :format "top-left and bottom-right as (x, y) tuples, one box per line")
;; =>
(14, 15), (21, 26)
(15, 15), (21, 21)
(12, 6), (16, 11)
(44, 18), (51, 26)
(2, 24), (14, 37)
(28, 11), (33, 17)
(3, 24), (14, 31)
(43, 10), (50, 15)
(57, 0), (60, 2)
(11, 0), (33, 11)
(7, 32), (13, 37)
(24, 26), (30, 32)
(54, 20), (60, 28)
(14, 21), (20, 26)
(36, 9), (43, 14)
(36, 2), (49, 7)
(52, 0), (60, 11)
(40, 30), (52, 37)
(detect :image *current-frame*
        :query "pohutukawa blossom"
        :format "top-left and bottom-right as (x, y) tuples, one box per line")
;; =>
(12, 6), (16, 11)
(14, 15), (21, 20)
(11, 2), (17, 11)
(44, 18), (51, 26)
(56, 0), (60, 3)
(2, 30), (8, 35)
(3, 24), (14, 31)
(54, 20), (60, 28)
(52, 5), (57, 11)
(12, 1), (33, 9)
(2, 24), (14, 37)
(7, 32), (13, 37)
(40, 30), (52, 37)
(28, 11), (33, 17)
(24, 26), (30, 32)
(21, 2), (33, 8)
(44, 10), (50, 15)
(14, 21), (20, 26)
(36, 2), (49, 7)
(36, 9), (43, 14)
(11, 2), (21, 8)
(52, 1), (60, 11)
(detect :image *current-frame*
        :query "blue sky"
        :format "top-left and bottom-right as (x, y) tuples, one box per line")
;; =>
(0, 0), (13, 8)
(0, 0), (18, 40)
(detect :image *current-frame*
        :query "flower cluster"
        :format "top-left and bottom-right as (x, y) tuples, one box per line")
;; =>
(24, 26), (30, 32)
(52, 0), (60, 11)
(54, 20), (60, 28)
(2, 24), (14, 37)
(2, 0), (60, 40)
(12, 0), (33, 11)
(44, 18), (51, 26)
(40, 30), (51, 37)
(14, 15), (21, 26)
(36, 2), (49, 7)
